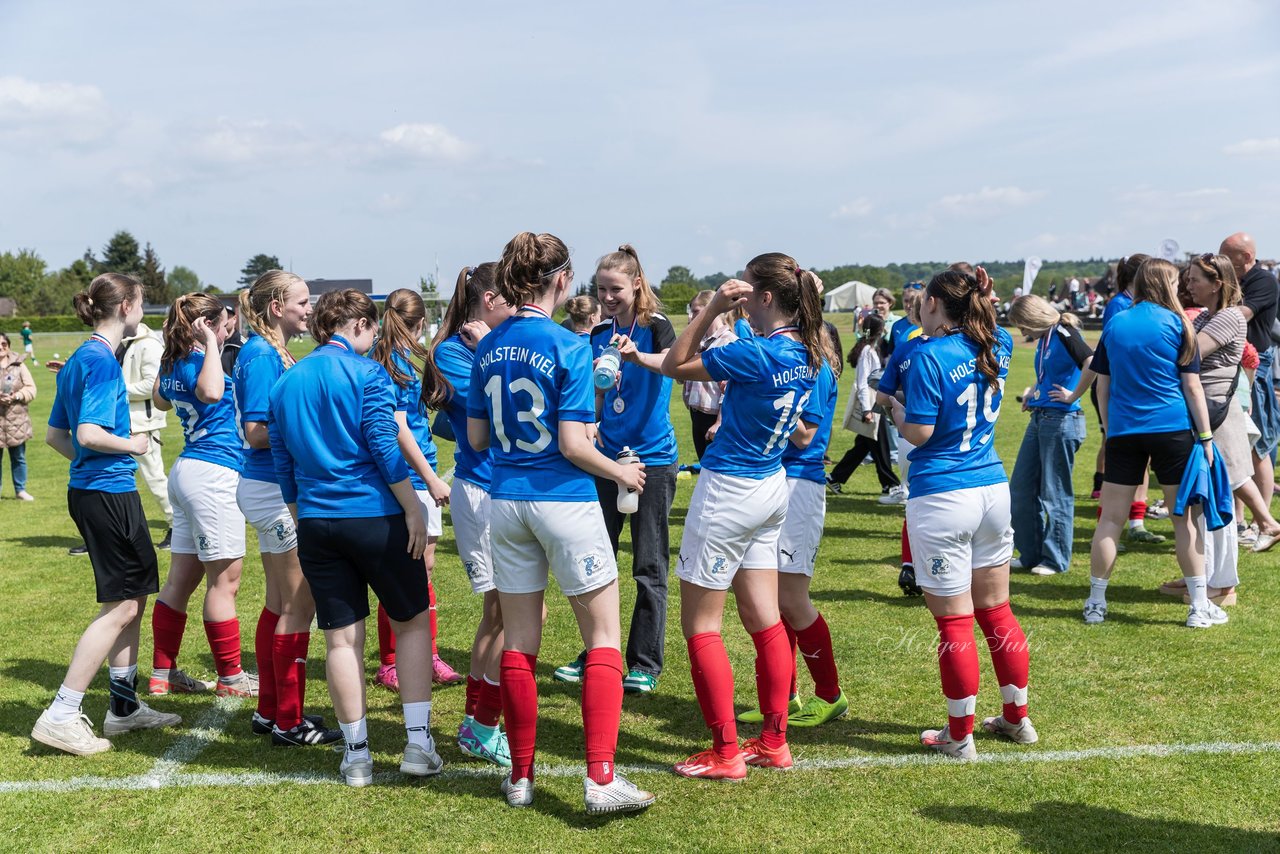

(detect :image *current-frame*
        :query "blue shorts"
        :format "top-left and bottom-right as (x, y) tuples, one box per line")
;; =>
(1251, 347), (1279, 457)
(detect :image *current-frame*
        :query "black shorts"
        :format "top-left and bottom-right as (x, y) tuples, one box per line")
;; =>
(1104, 431), (1194, 488)
(67, 488), (160, 603)
(296, 514), (430, 630)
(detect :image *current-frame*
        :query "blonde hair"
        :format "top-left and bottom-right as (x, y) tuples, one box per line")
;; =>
(564, 295), (600, 330)
(595, 244), (662, 325)
(1006, 294), (1061, 334)
(689, 289), (715, 312)
(238, 270), (305, 368)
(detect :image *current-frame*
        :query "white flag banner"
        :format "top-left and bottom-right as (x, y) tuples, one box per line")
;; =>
(1159, 238), (1180, 262)
(1022, 256), (1043, 293)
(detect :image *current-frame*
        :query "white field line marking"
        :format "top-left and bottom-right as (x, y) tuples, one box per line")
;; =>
(3, 739), (1279, 794)
(138, 695), (242, 787)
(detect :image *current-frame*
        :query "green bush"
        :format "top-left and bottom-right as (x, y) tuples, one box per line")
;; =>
(3, 315), (92, 333)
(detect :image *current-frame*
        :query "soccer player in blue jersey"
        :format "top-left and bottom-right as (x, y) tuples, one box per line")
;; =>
(370, 289), (461, 691)
(661, 253), (824, 781)
(1085, 259), (1220, 629)
(32, 273), (181, 756)
(150, 294), (253, 699)
(889, 267), (1035, 759)
(433, 262), (516, 767)
(553, 244), (678, 695)
(270, 289), (442, 787)
(468, 232), (654, 814)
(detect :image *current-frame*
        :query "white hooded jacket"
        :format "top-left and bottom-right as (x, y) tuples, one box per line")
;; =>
(120, 322), (167, 433)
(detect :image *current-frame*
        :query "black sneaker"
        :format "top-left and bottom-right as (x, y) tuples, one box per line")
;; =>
(252, 710), (325, 735)
(271, 718), (343, 747)
(157, 528), (172, 550)
(825, 477), (842, 495)
(68, 543), (89, 556)
(898, 565), (923, 597)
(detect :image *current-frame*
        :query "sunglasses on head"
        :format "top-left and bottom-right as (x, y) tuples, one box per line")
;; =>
(904, 282), (924, 291)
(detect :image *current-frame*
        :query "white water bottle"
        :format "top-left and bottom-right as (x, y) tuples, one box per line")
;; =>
(616, 446), (640, 514)
(594, 345), (621, 389)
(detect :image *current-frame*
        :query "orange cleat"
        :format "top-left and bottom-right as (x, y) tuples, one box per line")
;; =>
(742, 737), (793, 770)
(672, 747), (748, 782)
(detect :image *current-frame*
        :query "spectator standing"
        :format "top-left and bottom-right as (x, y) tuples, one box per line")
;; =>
(0, 332), (36, 500)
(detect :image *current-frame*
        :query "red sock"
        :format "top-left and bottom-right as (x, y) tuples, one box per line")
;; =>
(428, 579), (439, 656)
(376, 603), (396, 667)
(782, 620), (799, 699)
(465, 674), (483, 719)
(901, 520), (913, 566)
(255, 608), (280, 719)
(273, 632), (310, 731)
(750, 621), (792, 750)
(476, 677), (503, 728)
(582, 647), (624, 785)
(152, 600), (187, 671)
(934, 613), (979, 740)
(1129, 501), (1146, 522)
(686, 632), (738, 759)
(795, 613), (841, 703)
(204, 617), (243, 679)
(500, 650), (538, 783)
(974, 601), (1030, 723)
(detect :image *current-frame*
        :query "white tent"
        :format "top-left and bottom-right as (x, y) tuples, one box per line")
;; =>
(823, 280), (876, 313)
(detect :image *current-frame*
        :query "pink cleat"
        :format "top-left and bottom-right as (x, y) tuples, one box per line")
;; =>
(432, 654), (464, 686)
(375, 663), (400, 692)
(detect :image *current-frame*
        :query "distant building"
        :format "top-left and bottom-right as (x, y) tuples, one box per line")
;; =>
(0, 297), (16, 317)
(306, 278), (373, 303)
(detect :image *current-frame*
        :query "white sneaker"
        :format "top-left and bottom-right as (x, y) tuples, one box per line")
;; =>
(400, 740), (444, 777)
(1030, 565), (1057, 576)
(981, 715), (1039, 744)
(920, 725), (976, 759)
(877, 485), (908, 505)
(340, 753), (374, 787)
(501, 775), (534, 807)
(215, 670), (259, 698)
(1083, 600), (1107, 625)
(1186, 602), (1229, 628)
(104, 700), (182, 735)
(1009, 557), (1026, 570)
(584, 772), (656, 815)
(31, 710), (111, 756)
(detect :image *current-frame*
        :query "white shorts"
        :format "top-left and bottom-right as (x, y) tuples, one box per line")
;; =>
(168, 457), (246, 561)
(490, 499), (617, 596)
(676, 468), (788, 591)
(236, 477), (298, 555)
(415, 489), (444, 538)
(777, 477), (826, 577)
(450, 479), (493, 593)
(905, 483), (1013, 597)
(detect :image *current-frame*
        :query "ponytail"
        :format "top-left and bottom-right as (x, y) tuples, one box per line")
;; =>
(495, 232), (570, 309)
(161, 292), (225, 373)
(743, 253), (824, 371)
(240, 270), (304, 369)
(73, 273), (142, 327)
(926, 270), (1000, 390)
(596, 243), (662, 324)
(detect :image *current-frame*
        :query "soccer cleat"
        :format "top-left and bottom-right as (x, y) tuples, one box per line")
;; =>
(215, 670), (259, 698)
(104, 700), (182, 736)
(1082, 601), (1107, 625)
(1124, 525), (1165, 545)
(271, 718), (344, 747)
(432, 654), (465, 686)
(374, 663), (399, 692)
(1186, 602), (1229, 629)
(501, 775), (534, 807)
(1030, 565), (1057, 576)
(899, 565), (923, 596)
(251, 710), (324, 735)
(340, 754), (374, 788)
(1089, 489), (1101, 500)
(553, 651), (587, 684)
(981, 715), (1039, 744)
(31, 711), (111, 756)
(622, 669), (658, 695)
(787, 692), (849, 728)
(150, 669), (214, 695)
(457, 722), (512, 767)
(877, 485), (908, 505)
(156, 528), (172, 550)
(1146, 500), (1169, 520)
(741, 737), (793, 770)
(400, 741), (444, 777)
(920, 725), (977, 760)
(737, 694), (803, 724)
(672, 748), (748, 781)
(584, 773), (657, 815)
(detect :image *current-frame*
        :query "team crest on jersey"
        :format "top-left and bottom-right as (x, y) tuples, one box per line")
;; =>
(710, 555), (728, 575)
(464, 560), (480, 580)
(929, 557), (950, 578)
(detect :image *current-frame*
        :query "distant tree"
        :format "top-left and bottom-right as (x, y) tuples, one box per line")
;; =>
(168, 265), (201, 296)
(0, 249), (49, 312)
(35, 258), (94, 314)
(141, 243), (168, 303)
(658, 282), (698, 312)
(100, 230), (143, 276)
(239, 253), (282, 287)
(698, 272), (731, 290)
(661, 265), (697, 288)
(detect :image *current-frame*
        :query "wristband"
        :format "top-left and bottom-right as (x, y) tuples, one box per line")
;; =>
(1198, 431), (1212, 441)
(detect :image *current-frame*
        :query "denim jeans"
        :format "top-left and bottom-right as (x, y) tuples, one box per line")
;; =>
(1251, 346), (1279, 458)
(1009, 409), (1085, 572)
(1, 443), (27, 494)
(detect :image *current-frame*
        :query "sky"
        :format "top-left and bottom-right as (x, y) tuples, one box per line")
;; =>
(2, 0), (1278, 294)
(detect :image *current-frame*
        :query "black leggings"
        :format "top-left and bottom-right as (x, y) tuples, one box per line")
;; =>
(688, 409), (718, 460)
(831, 418), (900, 490)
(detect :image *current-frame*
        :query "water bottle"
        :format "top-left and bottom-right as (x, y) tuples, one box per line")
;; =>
(594, 345), (621, 389)
(616, 446), (640, 514)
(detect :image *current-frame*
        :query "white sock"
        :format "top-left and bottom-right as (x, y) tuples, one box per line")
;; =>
(48, 684), (85, 724)
(339, 716), (370, 760)
(151, 668), (171, 682)
(403, 701), (433, 748)
(1088, 576), (1109, 605)
(1186, 575), (1209, 609)
(1127, 518), (1143, 531)
(108, 664), (137, 684)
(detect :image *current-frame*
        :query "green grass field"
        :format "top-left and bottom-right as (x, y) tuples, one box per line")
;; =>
(1, 327), (1278, 853)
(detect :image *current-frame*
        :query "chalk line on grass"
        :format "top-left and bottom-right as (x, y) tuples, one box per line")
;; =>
(138, 695), (242, 788)
(4, 739), (1279, 794)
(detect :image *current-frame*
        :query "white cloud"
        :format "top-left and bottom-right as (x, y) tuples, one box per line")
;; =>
(183, 117), (316, 166)
(1176, 187), (1230, 198)
(931, 186), (1045, 218)
(378, 123), (471, 162)
(0, 75), (109, 145)
(830, 197), (874, 219)
(1223, 137), (1280, 157)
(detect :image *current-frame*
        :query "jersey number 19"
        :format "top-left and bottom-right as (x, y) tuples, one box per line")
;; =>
(956, 379), (1004, 452)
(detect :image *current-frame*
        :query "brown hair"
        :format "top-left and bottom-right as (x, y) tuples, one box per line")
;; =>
(947, 261), (975, 276)
(494, 232), (570, 308)
(822, 322), (844, 380)
(926, 270), (1000, 389)
(849, 313), (884, 370)
(872, 287), (896, 308)
(239, 270), (305, 368)
(72, 273), (142, 327)
(435, 263), (498, 347)
(1191, 253), (1242, 314)
(370, 288), (451, 411)
(161, 292), (227, 373)
(309, 289), (377, 346)
(1134, 258), (1196, 366)
(596, 244), (662, 324)
(564, 295), (600, 329)
(1114, 253), (1150, 295)
(743, 252), (825, 370)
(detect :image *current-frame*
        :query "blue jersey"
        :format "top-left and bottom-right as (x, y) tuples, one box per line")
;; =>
(700, 334), (820, 479)
(48, 334), (137, 492)
(435, 334), (492, 490)
(733, 317), (755, 339)
(233, 333), (290, 484)
(782, 360), (837, 483)
(466, 313), (597, 502)
(1027, 324), (1092, 413)
(590, 315), (678, 465)
(389, 349), (438, 490)
(158, 350), (244, 471)
(1102, 291), (1132, 327)
(1092, 302), (1198, 437)
(878, 333), (928, 400)
(902, 327), (1013, 498)
(888, 318), (919, 355)
(268, 336), (410, 519)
